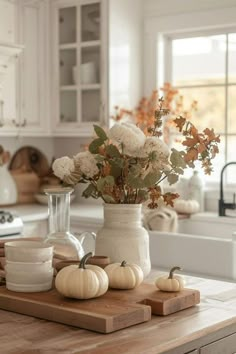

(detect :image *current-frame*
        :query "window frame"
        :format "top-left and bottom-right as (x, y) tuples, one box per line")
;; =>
(161, 28), (236, 187)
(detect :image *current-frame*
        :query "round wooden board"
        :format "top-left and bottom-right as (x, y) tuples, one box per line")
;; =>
(9, 146), (50, 177)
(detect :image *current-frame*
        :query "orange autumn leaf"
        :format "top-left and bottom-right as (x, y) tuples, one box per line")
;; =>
(189, 125), (199, 137)
(184, 148), (198, 162)
(163, 192), (179, 207)
(204, 128), (221, 143)
(210, 145), (219, 158)
(173, 116), (186, 132)
(182, 137), (199, 147)
(202, 162), (213, 175)
(198, 143), (207, 154)
(102, 164), (111, 176)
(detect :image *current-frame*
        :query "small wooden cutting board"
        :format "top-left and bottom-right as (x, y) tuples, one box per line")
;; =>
(0, 283), (200, 333)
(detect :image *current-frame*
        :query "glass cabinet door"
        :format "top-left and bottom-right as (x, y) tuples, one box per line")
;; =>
(58, 6), (77, 124)
(80, 2), (101, 124)
(56, 1), (103, 130)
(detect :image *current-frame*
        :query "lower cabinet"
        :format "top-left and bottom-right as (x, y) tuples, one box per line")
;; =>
(200, 332), (236, 354)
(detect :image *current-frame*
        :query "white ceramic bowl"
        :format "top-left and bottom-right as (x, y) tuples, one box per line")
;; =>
(6, 280), (53, 292)
(5, 268), (54, 285)
(5, 259), (52, 273)
(4, 241), (54, 262)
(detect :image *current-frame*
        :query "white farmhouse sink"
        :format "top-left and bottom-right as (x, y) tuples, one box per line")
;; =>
(149, 213), (236, 281)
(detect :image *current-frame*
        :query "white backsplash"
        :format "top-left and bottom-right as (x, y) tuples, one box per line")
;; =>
(1, 136), (54, 164)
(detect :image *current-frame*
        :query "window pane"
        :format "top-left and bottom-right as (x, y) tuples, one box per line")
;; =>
(228, 33), (236, 84)
(174, 86), (225, 133)
(228, 85), (236, 133)
(172, 35), (226, 86)
(227, 135), (236, 166)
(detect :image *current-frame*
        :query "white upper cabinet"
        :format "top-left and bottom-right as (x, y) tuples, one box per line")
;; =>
(51, 0), (108, 137)
(17, 0), (50, 136)
(0, 0), (143, 138)
(0, 0), (19, 134)
(0, 0), (50, 137)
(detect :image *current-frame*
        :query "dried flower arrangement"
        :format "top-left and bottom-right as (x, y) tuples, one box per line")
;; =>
(52, 92), (220, 209)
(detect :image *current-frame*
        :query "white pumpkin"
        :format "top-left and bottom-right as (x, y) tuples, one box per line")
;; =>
(155, 266), (185, 292)
(55, 252), (109, 299)
(104, 261), (143, 289)
(174, 199), (199, 214)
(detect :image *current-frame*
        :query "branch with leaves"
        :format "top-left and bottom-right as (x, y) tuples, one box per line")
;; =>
(52, 95), (220, 209)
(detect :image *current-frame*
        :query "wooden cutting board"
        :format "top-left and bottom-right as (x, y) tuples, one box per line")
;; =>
(0, 283), (200, 333)
(9, 146), (50, 177)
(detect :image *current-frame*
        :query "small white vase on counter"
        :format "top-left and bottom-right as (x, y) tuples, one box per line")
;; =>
(95, 203), (151, 277)
(188, 171), (204, 212)
(0, 165), (17, 205)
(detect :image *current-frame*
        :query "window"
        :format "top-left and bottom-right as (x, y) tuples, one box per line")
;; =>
(164, 31), (236, 184)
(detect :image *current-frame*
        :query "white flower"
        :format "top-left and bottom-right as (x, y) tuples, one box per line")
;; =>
(108, 122), (146, 156)
(74, 151), (99, 178)
(139, 137), (170, 171)
(139, 137), (169, 158)
(52, 156), (75, 180)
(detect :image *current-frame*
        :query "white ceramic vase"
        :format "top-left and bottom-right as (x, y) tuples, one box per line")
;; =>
(0, 165), (17, 205)
(95, 204), (151, 277)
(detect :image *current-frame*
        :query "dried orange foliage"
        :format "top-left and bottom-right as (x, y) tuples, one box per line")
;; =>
(112, 83), (198, 136)
(174, 116), (220, 174)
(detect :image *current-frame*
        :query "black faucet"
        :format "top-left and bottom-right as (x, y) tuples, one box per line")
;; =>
(219, 162), (236, 216)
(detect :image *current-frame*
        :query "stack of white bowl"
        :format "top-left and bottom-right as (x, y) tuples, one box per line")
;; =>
(4, 240), (54, 292)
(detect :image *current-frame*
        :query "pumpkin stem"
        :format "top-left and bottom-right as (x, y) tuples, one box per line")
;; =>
(168, 266), (182, 279)
(121, 261), (127, 267)
(79, 252), (93, 269)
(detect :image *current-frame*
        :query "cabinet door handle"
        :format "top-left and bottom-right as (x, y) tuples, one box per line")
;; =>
(0, 100), (4, 127)
(12, 119), (27, 127)
(21, 119), (27, 127)
(12, 119), (20, 127)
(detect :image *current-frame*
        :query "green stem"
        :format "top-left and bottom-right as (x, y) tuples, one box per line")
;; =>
(79, 252), (93, 269)
(168, 266), (182, 279)
(121, 261), (127, 267)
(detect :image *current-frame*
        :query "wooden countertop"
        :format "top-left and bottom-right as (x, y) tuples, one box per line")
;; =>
(1, 271), (236, 354)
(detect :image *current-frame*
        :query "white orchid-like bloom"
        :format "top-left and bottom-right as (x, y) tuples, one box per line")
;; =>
(52, 156), (75, 180)
(139, 136), (170, 170)
(74, 151), (99, 178)
(108, 122), (146, 156)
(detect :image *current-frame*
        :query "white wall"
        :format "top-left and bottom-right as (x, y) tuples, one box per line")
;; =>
(0, 0), (15, 43)
(1, 136), (54, 164)
(144, 0), (236, 93)
(109, 0), (144, 112)
(144, 0), (236, 17)
(53, 137), (90, 159)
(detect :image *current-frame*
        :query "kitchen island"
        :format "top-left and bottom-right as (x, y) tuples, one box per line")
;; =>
(1, 271), (236, 354)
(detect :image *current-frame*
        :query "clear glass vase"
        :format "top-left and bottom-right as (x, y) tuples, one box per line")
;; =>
(44, 187), (85, 260)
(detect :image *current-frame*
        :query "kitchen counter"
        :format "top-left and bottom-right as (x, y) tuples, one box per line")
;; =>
(4, 202), (104, 224)
(1, 271), (236, 353)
